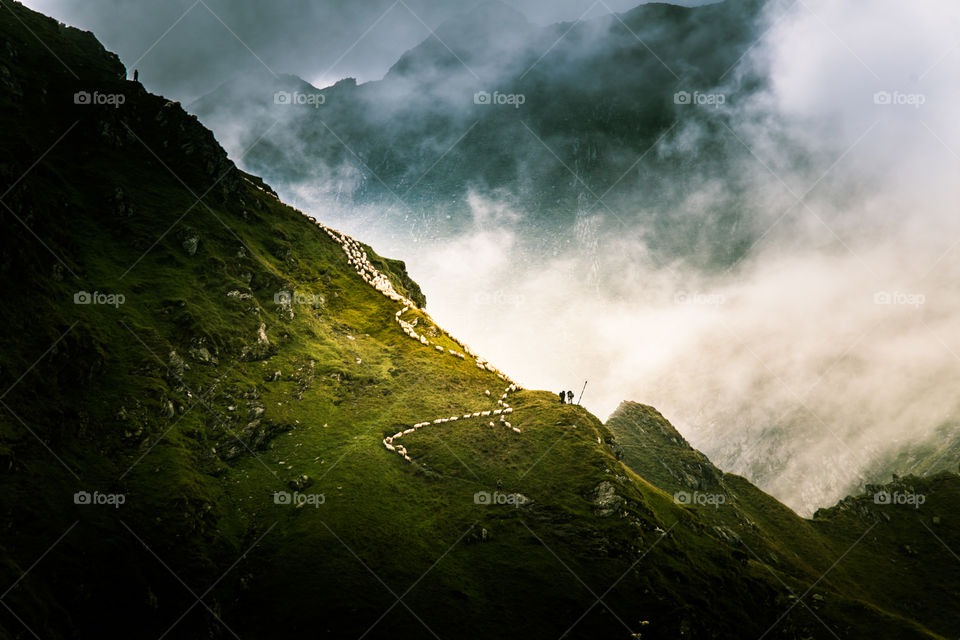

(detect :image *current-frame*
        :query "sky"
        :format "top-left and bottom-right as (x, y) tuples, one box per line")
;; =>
(22, 0), (719, 103)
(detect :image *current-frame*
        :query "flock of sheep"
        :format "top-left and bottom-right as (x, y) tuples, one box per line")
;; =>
(382, 383), (521, 463)
(299, 213), (523, 466)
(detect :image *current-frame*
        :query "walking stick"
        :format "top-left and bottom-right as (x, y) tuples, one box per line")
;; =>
(576, 380), (587, 405)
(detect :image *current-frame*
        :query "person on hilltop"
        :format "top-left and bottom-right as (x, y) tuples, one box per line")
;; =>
(567, 390), (575, 404)
(558, 391), (566, 404)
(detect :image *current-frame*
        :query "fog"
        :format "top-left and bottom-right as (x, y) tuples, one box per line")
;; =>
(22, 0), (718, 103)
(335, 0), (960, 514)
(25, 0), (960, 515)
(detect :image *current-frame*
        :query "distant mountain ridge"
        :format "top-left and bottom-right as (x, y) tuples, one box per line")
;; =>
(189, 0), (769, 267)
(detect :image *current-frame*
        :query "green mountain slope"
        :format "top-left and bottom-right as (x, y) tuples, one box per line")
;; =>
(1, 3), (958, 639)
(607, 401), (960, 639)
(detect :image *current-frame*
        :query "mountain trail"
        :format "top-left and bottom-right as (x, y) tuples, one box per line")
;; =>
(304, 213), (523, 464)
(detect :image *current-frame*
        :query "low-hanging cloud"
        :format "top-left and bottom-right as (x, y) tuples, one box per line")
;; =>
(328, 0), (960, 515)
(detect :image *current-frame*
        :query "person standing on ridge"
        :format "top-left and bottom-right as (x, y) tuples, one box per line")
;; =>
(133, 69), (138, 82)
(567, 390), (574, 404)
(559, 391), (566, 404)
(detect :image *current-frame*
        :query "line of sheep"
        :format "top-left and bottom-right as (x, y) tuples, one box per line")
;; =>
(393, 307), (507, 377)
(294, 213), (523, 465)
(311, 217), (513, 382)
(382, 383), (522, 462)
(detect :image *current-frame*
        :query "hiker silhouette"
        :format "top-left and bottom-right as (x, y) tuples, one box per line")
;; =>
(133, 69), (138, 82)
(567, 390), (574, 404)
(558, 391), (565, 404)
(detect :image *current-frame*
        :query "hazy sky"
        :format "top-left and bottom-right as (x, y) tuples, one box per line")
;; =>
(22, 0), (719, 102)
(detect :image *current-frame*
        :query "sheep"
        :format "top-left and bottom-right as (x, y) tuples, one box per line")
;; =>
(435, 346), (444, 352)
(433, 418), (442, 425)
(504, 422), (511, 428)
(385, 436), (393, 444)
(472, 412), (481, 418)
(484, 390), (491, 396)
(449, 416), (458, 421)
(511, 427), (521, 434)
(384, 442), (396, 452)
(393, 432), (404, 439)
(403, 428), (415, 435)
(493, 409), (502, 415)
(488, 422), (494, 427)
(503, 408), (513, 414)
(463, 413), (472, 419)
(480, 411), (491, 417)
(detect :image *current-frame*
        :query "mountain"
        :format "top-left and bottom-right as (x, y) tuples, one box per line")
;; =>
(189, 0), (769, 267)
(2, 2), (960, 639)
(607, 401), (960, 639)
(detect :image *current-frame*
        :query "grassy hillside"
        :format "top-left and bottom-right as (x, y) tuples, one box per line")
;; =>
(608, 401), (960, 639)
(0, 3), (958, 639)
